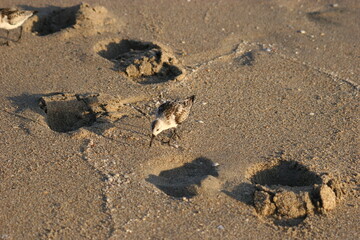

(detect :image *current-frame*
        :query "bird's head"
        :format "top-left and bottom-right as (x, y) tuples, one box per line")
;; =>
(151, 119), (163, 136)
(150, 120), (162, 147)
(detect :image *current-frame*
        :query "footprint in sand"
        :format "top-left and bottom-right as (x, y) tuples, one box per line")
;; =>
(23, 3), (118, 38)
(94, 39), (186, 84)
(39, 92), (127, 133)
(228, 158), (346, 227)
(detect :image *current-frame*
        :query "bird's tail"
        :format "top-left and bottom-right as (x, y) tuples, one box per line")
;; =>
(188, 95), (195, 102)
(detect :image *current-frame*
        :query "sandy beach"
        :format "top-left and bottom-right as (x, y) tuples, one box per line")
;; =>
(0, 0), (359, 239)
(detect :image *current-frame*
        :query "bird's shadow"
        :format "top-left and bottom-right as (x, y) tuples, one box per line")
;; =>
(146, 157), (219, 198)
(222, 182), (255, 206)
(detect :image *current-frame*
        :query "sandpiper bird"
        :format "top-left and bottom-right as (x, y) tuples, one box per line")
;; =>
(0, 8), (37, 45)
(150, 95), (195, 147)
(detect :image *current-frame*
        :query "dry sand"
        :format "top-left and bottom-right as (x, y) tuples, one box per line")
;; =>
(0, 0), (359, 239)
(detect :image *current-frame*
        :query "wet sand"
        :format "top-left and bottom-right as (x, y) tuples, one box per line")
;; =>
(0, 0), (359, 239)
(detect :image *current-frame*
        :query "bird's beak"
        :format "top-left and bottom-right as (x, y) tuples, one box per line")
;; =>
(149, 134), (155, 147)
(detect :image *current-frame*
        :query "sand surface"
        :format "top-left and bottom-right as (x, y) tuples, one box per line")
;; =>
(0, 0), (359, 239)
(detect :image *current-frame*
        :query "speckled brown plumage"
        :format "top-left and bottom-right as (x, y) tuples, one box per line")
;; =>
(150, 95), (195, 146)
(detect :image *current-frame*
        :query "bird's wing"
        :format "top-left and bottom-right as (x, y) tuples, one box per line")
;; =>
(1, 8), (17, 19)
(174, 101), (192, 124)
(5, 10), (33, 25)
(156, 101), (174, 118)
(173, 104), (186, 124)
(157, 96), (195, 123)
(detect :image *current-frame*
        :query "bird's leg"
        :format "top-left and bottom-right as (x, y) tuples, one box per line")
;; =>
(173, 128), (181, 140)
(6, 30), (10, 45)
(15, 26), (23, 42)
(163, 129), (175, 146)
(166, 128), (180, 146)
(149, 134), (155, 147)
(1, 31), (10, 46)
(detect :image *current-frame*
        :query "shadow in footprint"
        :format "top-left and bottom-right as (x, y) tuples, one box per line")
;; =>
(19, 4), (80, 35)
(8, 92), (120, 137)
(146, 157), (219, 198)
(223, 182), (255, 206)
(97, 39), (154, 61)
(236, 51), (255, 66)
(39, 92), (124, 136)
(250, 160), (322, 187)
(140, 63), (184, 85)
(8, 92), (60, 114)
(38, 93), (96, 132)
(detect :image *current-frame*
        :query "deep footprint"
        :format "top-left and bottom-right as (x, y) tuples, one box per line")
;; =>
(250, 160), (322, 187)
(245, 159), (345, 226)
(31, 3), (116, 36)
(32, 5), (79, 35)
(39, 92), (123, 132)
(96, 39), (185, 84)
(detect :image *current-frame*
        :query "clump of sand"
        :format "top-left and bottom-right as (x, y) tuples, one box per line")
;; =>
(115, 41), (184, 80)
(94, 39), (186, 84)
(247, 160), (346, 221)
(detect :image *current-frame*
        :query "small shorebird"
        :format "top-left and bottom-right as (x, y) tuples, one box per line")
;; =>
(0, 8), (37, 45)
(150, 95), (195, 147)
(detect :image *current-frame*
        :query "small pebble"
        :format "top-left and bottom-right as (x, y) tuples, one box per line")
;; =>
(217, 225), (225, 230)
(309, 112), (315, 116)
(196, 120), (204, 124)
(212, 162), (220, 167)
(298, 30), (306, 34)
